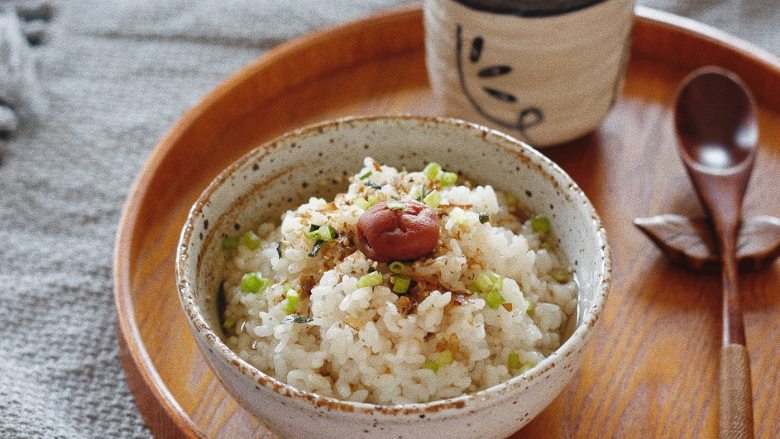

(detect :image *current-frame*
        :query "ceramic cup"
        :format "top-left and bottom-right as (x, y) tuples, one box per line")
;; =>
(424, 0), (634, 147)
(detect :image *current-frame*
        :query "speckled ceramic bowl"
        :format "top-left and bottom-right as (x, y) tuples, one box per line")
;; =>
(176, 116), (610, 439)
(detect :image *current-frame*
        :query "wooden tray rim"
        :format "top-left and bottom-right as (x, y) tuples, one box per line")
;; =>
(112, 5), (780, 438)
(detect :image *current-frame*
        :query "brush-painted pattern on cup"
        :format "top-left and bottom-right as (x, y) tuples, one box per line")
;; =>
(424, 0), (634, 147)
(456, 24), (543, 144)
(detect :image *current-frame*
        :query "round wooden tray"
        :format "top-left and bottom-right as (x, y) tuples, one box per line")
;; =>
(114, 5), (780, 438)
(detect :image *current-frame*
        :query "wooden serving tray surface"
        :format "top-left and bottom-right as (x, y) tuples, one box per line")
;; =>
(114, 5), (780, 438)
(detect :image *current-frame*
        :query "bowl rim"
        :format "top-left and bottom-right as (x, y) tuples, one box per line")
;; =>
(176, 114), (611, 416)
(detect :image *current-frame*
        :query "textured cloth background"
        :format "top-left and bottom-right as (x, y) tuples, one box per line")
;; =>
(0, 1), (777, 437)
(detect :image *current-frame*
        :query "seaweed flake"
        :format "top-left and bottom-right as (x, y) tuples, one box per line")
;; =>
(309, 239), (324, 257)
(283, 315), (313, 324)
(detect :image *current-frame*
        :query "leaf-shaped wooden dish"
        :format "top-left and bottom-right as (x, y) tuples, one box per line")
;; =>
(634, 214), (780, 272)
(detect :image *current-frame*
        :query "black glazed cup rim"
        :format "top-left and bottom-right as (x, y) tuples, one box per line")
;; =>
(450, 0), (608, 17)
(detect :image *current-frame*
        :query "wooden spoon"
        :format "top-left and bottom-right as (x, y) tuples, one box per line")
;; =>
(674, 66), (758, 439)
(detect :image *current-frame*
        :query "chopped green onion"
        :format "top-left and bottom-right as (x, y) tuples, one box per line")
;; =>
(356, 196), (380, 210)
(439, 171), (458, 187)
(551, 268), (572, 283)
(305, 224), (337, 242)
(485, 289), (505, 309)
(318, 224), (337, 241)
(423, 190), (441, 208)
(424, 352), (453, 372)
(474, 271), (501, 295)
(282, 290), (300, 314)
(438, 349), (453, 366)
(241, 272), (270, 293)
(450, 210), (470, 225)
(526, 298), (536, 318)
(355, 197), (371, 210)
(282, 283), (294, 292)
(517, 363), (534, 374)
(423, 162), (442, 180)
(388, 261), (406, 274)
(365, 181), (383, 190)
(222, 236), (240, 251)
(358, 170), (372, 180)
(492, 276), (504, 292)
(357, 271), (383, 288)
(367, 266), (376, 273)
(392, 276), (411, 294)
(514, 359), (537, 375)
(424, 359), (439, 372)
(474, 273), (492, 293)
(408, 185), (423, 201)
(305, 224), (321, 241)
(531, 216), (551, 236)
(241, 231), (261, 250)
(478, 212), (489, 224)
(386, 201), (406, 211)
(540, 241), (552, 250)
(507, 353), (521, 370)
(308, 239), (324, 257)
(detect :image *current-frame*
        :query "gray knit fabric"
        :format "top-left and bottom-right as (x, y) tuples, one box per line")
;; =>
(0, 4), (48, 133)
(0, 1), (777, 438)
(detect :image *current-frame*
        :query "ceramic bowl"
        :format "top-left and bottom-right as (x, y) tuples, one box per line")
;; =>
(176, 116), (610, 439)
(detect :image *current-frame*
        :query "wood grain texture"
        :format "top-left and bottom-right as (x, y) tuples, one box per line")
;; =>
(113, 5), (780, 439)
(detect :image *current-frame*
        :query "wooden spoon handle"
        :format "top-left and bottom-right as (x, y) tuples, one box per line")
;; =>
(720, 344), (754, 439)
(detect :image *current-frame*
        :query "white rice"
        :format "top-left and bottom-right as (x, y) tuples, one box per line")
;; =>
(221, 158), (578, 404)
